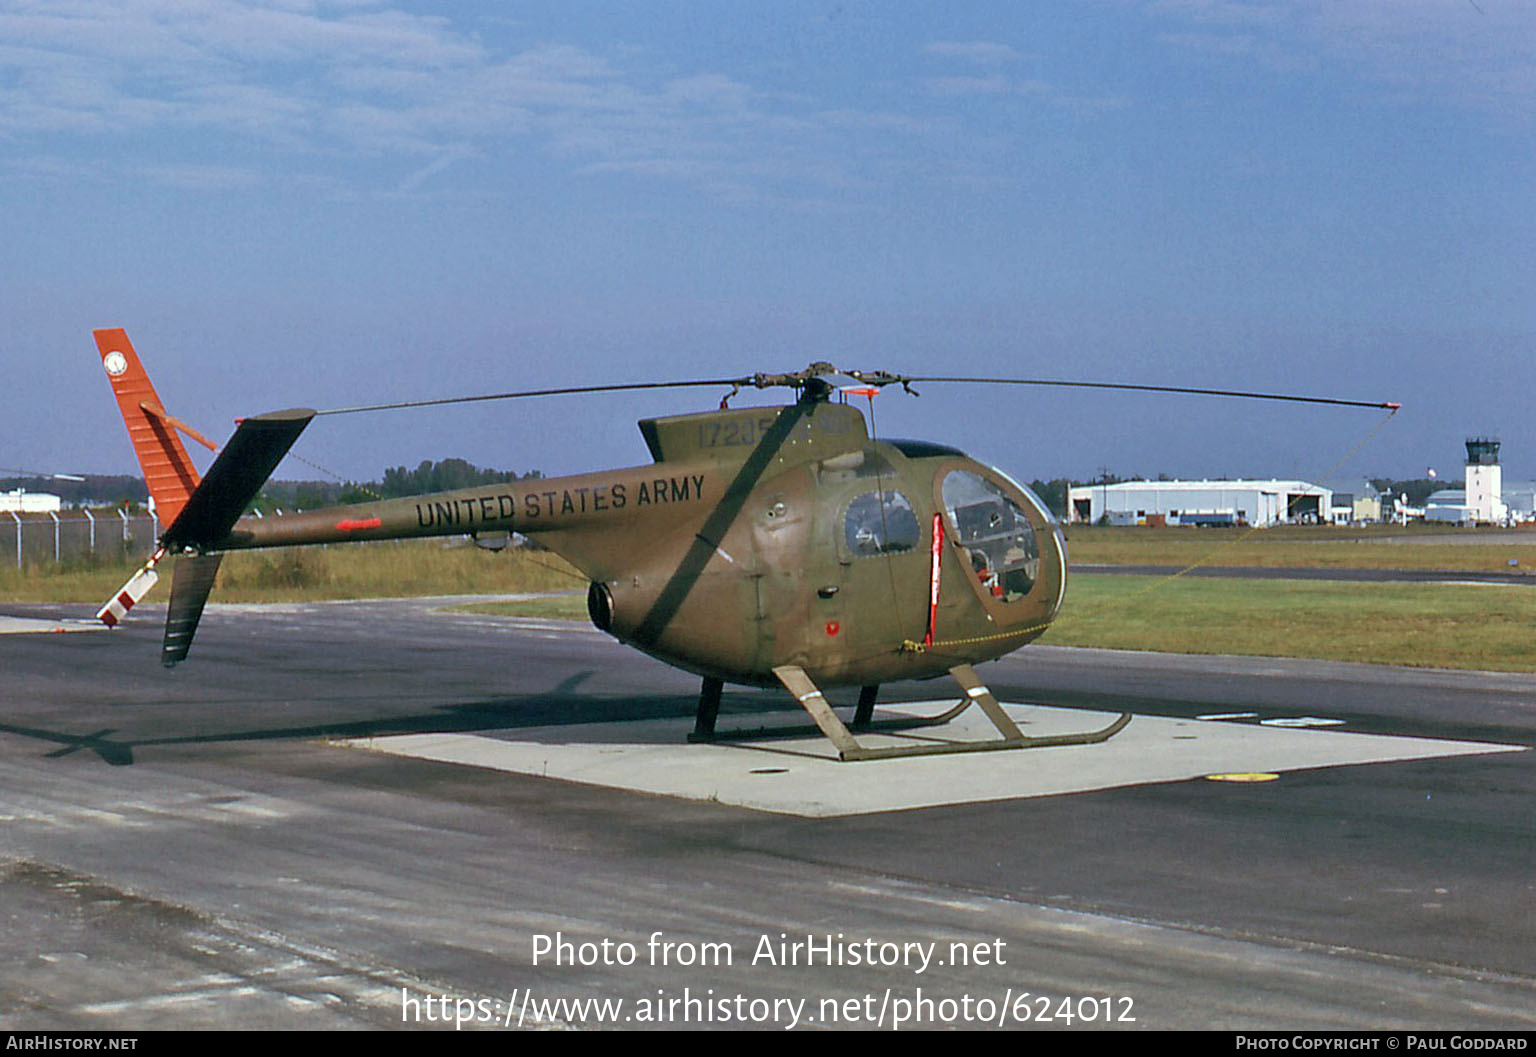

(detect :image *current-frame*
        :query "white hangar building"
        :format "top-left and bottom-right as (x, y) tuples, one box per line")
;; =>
(1068, 480), (1332, 527)
(0, 489), (62, 514)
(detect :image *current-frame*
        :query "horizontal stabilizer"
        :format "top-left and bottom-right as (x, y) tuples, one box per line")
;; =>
(162, 553), (224, 667)
(161, 409), (314, 552)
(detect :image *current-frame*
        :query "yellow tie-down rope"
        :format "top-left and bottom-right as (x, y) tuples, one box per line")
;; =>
(903, 407), (1400, 655)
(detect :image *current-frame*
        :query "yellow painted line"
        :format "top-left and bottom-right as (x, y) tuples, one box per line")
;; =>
(1205, 772), (1281, 783)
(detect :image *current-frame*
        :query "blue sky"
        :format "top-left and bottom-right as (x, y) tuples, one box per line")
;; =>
(3, 0), (1532, 488)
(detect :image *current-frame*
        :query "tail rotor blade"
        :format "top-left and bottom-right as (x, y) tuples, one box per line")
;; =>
(96, 547), (166, 628)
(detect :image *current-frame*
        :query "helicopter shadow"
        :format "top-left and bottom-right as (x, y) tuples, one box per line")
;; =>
(0, 670), (810, 766)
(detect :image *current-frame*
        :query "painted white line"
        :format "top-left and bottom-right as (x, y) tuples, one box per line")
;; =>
(1262, 717), (1347, 728)
(1197, 712), (1260, 721)
(498, 620), (600, 634)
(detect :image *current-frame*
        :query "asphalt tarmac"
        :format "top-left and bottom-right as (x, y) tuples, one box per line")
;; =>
(1, 597), (1533, 1031)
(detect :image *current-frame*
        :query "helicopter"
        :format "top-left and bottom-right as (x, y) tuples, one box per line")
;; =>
(91, 328), (1397, 761)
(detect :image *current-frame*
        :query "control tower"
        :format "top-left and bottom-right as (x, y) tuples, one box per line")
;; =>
(1464, 438), (1506, 524)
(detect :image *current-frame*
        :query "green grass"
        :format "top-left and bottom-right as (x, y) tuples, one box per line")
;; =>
(1064, 524), (1536, 573)
(0, 540), (583, 605)
(211, 541), (583, 602)
(1041, 574), (1536, 672)
(0, 553), (148, 605)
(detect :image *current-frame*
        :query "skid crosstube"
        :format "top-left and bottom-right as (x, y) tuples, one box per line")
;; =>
(763, 663), (1131, 762)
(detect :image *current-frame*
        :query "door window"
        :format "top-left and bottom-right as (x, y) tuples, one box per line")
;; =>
(844, 490), (920, 557)
(941, 470), (1039, 601)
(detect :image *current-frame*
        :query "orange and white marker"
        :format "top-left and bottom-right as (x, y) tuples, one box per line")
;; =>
(96, 547), (166, 627)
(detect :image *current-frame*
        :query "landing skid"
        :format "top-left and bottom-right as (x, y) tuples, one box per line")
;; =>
(688, 663), (1131, 762)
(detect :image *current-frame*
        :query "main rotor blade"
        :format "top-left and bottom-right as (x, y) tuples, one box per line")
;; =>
(309, 364), (1398, 417)
(895, 375), (1399, 412)
(1, 467), (88, 481)
(314, 377), (751, 417)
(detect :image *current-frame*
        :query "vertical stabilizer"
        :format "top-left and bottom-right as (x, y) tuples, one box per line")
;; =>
(93, 328), (203, 525)
(162, 554), (224, 667)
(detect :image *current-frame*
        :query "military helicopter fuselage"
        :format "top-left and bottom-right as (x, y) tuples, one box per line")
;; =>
(96, 327), (1392, 759)
(226, 396), (1065, 690)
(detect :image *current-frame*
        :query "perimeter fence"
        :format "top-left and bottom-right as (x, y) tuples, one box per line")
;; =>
(0, 511), (160, 569)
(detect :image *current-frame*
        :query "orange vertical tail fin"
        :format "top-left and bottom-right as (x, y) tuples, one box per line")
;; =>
(93, 328), (207, 525)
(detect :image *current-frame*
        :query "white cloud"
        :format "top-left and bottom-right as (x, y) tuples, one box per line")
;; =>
(920, 34), (1126, 113)
(1147, 0), (1288, 27)
(1146, 0), (1536, 121)
(922, 73), (1128, 114)
(924, 74), (1013, 98)
(135, 162), (266, 190)
(0, 1), (936, 204)
(924, 41), (1021, 65)
(11, 2), (1135, 208)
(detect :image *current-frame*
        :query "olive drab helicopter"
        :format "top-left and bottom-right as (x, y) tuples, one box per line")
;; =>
(92, 328), (1398, 761)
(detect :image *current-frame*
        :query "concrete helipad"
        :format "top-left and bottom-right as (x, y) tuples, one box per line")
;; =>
(0, 615), (106, 634)
(336, 700), (1525, 817)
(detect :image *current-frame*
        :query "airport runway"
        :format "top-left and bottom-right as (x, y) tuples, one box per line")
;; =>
(1, 597), (1533, 1030)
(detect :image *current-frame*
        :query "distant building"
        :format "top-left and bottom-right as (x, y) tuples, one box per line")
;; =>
(1426, 483), (1536, 524)
(0, 489), (61, 514)
(1329, 480), (1383, 525)
(1067, 480), (1332, 528)
(1424, 489), (1471, 525)
(1426, 439), (1515, 525)
(1463, 438), (1507, 524)
(1503, 482), (1536, 523)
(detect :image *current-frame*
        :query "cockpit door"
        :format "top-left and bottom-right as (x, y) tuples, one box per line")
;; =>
(935, 466), (1056, 623)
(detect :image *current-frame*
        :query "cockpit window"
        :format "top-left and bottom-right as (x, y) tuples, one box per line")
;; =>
(844, 490), (920, 557)
(942, 470), (1039, 602)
